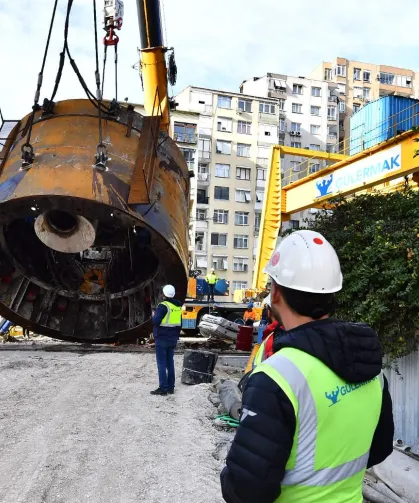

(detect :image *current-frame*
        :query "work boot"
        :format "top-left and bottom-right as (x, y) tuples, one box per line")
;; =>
(150, 388), (167, 396)
(168, 389), (174, 395)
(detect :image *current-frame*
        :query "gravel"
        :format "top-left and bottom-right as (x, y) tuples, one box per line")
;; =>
(0, 351), (233, 503)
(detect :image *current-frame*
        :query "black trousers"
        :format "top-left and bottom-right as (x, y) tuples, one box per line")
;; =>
(207, 284), (215, 301)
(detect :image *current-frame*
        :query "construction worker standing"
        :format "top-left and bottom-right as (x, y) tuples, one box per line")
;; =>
(205, 268), (218, 302)
(151, 284), (182, 396)
(221, 230), (394, 503)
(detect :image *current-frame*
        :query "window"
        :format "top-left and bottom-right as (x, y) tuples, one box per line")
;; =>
(380, 72), (395, 85)
(256, 190), (264, 202)
(235, 211), (249, 226)
(289, 220), (300, 230)
(180, 148), (195, 169)
(211, 233), (227, 246)
(363, 70), (371, 82)
(198, 138), (211, 159)
(311, 87), (321, 97)
(174, 122), (197, 143)
(195, 232), (205, 251)
(324, 68), (332, 81)
(233, 257), (249, 272)
(215, 163), (230, 178)
(217, 117), (232, 133)
(234, 234), (249, 249)
(254, 213), (261, 234)
(197, 189), (208, 204)
(328, 131), (338, 140)
(290, 161), (301, 172)
(196, 209), (206, 221)
(363, 87), (370, 99)
(257, 168), (267, 180)
(232, 281), (248, 292)
(353, 68), (361, 80)
(260, 124), (277, 138)
(326, 144), (335, 153)
(237, 120), (252, 134)
(236, 166), (251, 180)
(310, 144), (321, 151)
(338, 83), (346, 95)
(278, 99), (285, 111)
(334, 64), (346, 77)
(353, 86), (363, 98)
(279, 119), (285, 131)
(397, 75), (413, 88)
(214, 186), (229, 200)
(290, 141), (301, 148)
(293, 84), (303, 95)
(212, 255), (228, 271)
(197, 163), (209, 182)
(311, 106), (321, 116)
(310, 163), (320, 173)
(216, 140), (232, 155)
(292, 103), (302, 114)
(237, 143), (251, 157)
(196, 256), (208, 268)
(291, 122), (301, 132)
(259, 102), (276, 114)
(213, 209), (228, 224)
(339, 101), (346, 113)
(353, 104), (361, 113)
(327, 106), (337, 120)
(235, 189), (251, 203)
(217, 95), (232, 109)
(238, 99), (252, 113)
(310, 125), (321, 135)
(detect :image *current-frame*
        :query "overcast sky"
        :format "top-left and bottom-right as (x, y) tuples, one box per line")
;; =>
(1, 0), (419, 120)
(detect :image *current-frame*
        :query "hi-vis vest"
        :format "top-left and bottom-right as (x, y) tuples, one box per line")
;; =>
(206, 273), (218, 285)
(253, 347), (383, 503)
(160, 301), (182, 327)
(252, 334), (273, 369)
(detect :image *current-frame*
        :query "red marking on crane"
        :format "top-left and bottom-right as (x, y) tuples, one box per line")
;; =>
(313, 237), (323, 245)
(271, 252), (280, 266)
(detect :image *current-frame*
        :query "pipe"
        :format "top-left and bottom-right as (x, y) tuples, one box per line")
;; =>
(135, 0), (169, 130)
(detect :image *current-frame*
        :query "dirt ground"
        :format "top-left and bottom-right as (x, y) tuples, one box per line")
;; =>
(0, 351), (234, 503)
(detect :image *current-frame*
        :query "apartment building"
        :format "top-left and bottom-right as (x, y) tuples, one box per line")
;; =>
(310, 57), (419, 144)
(175, 86), (280, 296)
(240, 73), (339, 181)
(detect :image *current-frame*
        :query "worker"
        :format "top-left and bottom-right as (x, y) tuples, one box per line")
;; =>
(205, 268), (218, 302)
(221, 230), (394, 503)
(150, 284), (182, 396)
(243, 302), (256, 327)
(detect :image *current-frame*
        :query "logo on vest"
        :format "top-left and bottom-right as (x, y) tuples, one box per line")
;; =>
(241, 408), (257, 421)
(325, 376), (378, 407)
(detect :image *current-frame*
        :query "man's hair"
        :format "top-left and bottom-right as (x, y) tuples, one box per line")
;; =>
(276, 282), (336, 320)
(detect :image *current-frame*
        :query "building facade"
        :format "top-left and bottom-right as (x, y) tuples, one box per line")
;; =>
(175, 86), (281, 296)
(310, 57), (419, 147)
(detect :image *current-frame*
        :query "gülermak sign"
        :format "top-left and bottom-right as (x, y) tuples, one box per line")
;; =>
(315, 144), (402, 198)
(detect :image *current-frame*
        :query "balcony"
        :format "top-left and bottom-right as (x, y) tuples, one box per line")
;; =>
(195, 243), (207, 253)
(173, 132), (197, 144)
(195, 219), (208, 230)
(197, 173), (210, 184)
(254, 226), (260, 237)
(201, 104), (213, 116)
(198, 150), (211, 162)
(268, 89), (286, 99)
(327, 116), (337, 122)
(197, 195), (209, 205)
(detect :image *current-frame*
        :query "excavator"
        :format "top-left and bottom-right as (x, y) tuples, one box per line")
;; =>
(0, 0), (190, 344)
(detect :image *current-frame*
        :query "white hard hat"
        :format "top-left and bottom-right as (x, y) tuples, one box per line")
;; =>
(264, 230), (342, 294)
(264, 294), (271, 307)
(163, 284), (176, 298)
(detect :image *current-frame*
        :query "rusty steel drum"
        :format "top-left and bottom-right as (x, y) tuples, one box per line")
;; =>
(0, 99), (190, 343)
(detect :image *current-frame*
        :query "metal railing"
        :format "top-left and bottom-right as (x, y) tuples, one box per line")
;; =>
(173, 132), (197, 143)
(280, 99), (419, 187)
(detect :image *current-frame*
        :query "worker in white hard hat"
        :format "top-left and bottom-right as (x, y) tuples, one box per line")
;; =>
(221, 230), (394, 503)
(150, 284), (182, 396)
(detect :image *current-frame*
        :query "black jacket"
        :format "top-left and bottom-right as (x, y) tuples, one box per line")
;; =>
(221, 319), (394, 503)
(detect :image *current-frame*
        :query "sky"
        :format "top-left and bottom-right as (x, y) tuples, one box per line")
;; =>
(1, 0), (419, 120)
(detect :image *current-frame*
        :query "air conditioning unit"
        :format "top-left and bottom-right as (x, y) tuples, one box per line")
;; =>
(290, 130), (296, 136)
(296, 131), (301, 137)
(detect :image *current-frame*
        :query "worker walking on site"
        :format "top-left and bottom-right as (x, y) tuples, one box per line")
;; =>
(243, 302), (256, 327)
(205, 269), (218, 302)
(150, 284), (182, 396)
(221, 230), (394, 503)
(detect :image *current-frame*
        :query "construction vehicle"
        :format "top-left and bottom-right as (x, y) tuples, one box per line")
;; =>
(0, 0), (189, 344)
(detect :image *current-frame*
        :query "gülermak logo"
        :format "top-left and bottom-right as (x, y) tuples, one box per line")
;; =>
(325, 377), (378, 407)
(316, 174), (333, 197)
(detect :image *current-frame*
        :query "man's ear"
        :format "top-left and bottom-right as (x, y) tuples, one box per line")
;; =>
(271, 281), (281, 305)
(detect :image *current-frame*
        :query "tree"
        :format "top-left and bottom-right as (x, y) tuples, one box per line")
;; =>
(291, 189), (419, 360)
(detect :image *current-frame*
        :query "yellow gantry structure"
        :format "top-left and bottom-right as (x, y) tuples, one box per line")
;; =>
(253, 130), (419, 289)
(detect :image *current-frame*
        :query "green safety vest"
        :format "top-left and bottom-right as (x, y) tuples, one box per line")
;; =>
(252, 336), (270, 369)
(206, 273), (218, 285)
(252, 347), (383, 503)
(160, 301), (182, 327)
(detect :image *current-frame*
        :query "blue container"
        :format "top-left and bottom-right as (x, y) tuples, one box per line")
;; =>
(349, 96), (419, 155)
(196, 278), (229, 297)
